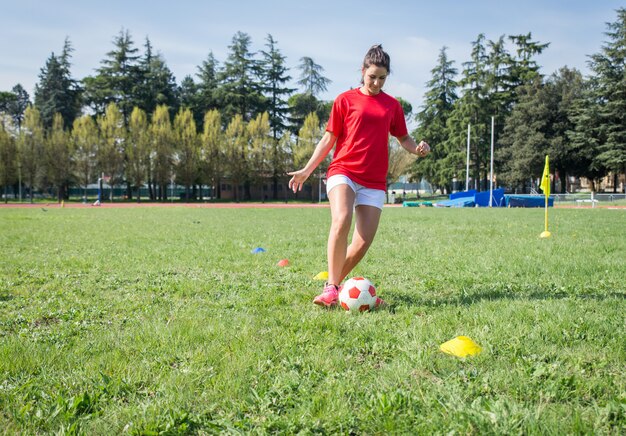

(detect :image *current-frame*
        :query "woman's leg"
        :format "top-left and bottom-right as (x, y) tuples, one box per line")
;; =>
(327, 184), (356, 286)
(339, 205), (382, 283)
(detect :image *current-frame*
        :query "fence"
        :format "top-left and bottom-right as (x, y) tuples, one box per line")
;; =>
(552, 193), (626, 207)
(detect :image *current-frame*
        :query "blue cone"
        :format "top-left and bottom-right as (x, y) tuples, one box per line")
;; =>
(251, 247), (266, 254)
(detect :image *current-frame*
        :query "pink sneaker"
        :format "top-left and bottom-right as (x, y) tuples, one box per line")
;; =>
(313, 283), (339, 307)
(375, 297), (387, 309)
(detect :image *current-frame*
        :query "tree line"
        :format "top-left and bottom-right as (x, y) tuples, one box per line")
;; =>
(0, 9), (624, 202)
(413, 8), (625, 194)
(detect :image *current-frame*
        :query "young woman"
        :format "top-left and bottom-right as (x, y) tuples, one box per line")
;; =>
(288, 44), (430, 307)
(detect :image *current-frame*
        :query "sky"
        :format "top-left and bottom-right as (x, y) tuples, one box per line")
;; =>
(0, 0), (623, 112)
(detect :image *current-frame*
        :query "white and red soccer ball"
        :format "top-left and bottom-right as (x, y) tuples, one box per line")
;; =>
(339, 277), (378, 312)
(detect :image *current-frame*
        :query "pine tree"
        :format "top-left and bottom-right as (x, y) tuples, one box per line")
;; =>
(259, 35), (294, 139)
(444, 34), (491, 191)
(83, 29), (141, 122)
(498, 78), (550, 191)
(498, 69), (585, 193)
(567, 81), (606, 190)
(589, 8), (626, 192)
(136, 37), (179, 119)
(7, 84), (30, 132)
(297, 57), (331, 97)
(196, 52), (220, 116)
(545, 67), (585, 192)
(413, 46), (458, 192)
(217, 32), (265, 123)
(34, 38), (82, 129)
(178, 75), (201, 129)
(507, 33), (550, 96)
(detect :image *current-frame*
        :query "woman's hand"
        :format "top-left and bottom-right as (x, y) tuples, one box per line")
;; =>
(287, 169), (310, 193)
(415, 140), (430, 157)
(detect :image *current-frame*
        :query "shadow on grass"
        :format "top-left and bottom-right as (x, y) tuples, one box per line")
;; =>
(0, 293), (13, 302)
(391, 288), (626, 308)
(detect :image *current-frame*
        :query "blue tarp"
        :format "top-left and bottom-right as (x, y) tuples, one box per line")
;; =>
(450, 190), (476, 200)
(436, 189), (504, 208)
(504, 195), (553, 207)
(434, 197), (476, 208)
(475, 188), (505, 207)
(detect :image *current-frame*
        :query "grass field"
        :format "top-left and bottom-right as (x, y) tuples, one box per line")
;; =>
(0, 206), (624, 434)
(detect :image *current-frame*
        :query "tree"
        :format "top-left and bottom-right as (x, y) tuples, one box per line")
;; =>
(97, 103), (126, 200)
(247, 112), (271, 200)
(297, 57), (331, 97)
(544, 67), (585, 192)
(136, 37), (179, 118)
(45, 113), (73, 202)
(200, 109), (223, 199)
(413, 46), (458, 192)
(223, 114), (248, 201)
(173, 107), (199, 200)
(34, 38), (82, 129)
(259, 34), (294, 139)
(150, 105), (174, 200)
(178, 75), (201, 128)
(83, 29), (141, 122)
(126, 107), (150, 201)
(0, 124), (17, 202)
(19, 106), (45, 202)
(443, 34), (491, 191)
(508, 33), (550, 90)
(196, 52), (220, 117)
(287, 93), (331, 135)
(71, 115), (99, 201)
(6, 84), (30, 132)
(217, 31), (265, 123)
(588, 8), (626, 192)
(497, 78), (550, 191)
(387, 138), (414, 194)
(294, 112), (324, 200)
(567, 81), (606, 191)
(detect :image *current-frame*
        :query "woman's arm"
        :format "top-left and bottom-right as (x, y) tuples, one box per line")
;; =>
(288, 131), (337, 192)
(397, 134), (430, 157)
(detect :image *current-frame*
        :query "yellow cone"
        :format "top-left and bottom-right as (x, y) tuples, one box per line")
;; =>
(313, 271), (328, 280)
(440, 336), (482, 358)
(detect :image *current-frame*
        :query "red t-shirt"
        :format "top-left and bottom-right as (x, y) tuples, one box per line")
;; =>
(326, 88), (408, 190)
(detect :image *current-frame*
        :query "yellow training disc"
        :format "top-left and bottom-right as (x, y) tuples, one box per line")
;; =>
(440, 336), (482, 358)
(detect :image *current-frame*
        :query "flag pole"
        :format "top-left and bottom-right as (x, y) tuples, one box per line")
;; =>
(465, 123), (470, 191)
(540, 155), (551, 238)
(541, 195), (551, 238)
(489, 116), (494, 207)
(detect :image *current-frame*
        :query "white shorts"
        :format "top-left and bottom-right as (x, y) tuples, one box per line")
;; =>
(326, 174), (386, 210)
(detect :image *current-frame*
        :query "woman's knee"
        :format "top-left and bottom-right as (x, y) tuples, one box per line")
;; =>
(330, 211), (352, 236)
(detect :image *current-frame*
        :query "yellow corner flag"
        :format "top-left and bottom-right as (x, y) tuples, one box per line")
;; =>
(540, 155), (551, 238)
(540, 155), (550, 197)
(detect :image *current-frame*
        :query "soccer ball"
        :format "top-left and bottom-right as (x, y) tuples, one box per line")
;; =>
(339, 277), (377, 312)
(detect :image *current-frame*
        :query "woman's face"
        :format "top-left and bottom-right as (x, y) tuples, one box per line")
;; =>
(361, 65), (388, 95)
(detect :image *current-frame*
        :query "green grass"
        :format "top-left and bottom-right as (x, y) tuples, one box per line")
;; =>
(0, 206), (624, 434)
